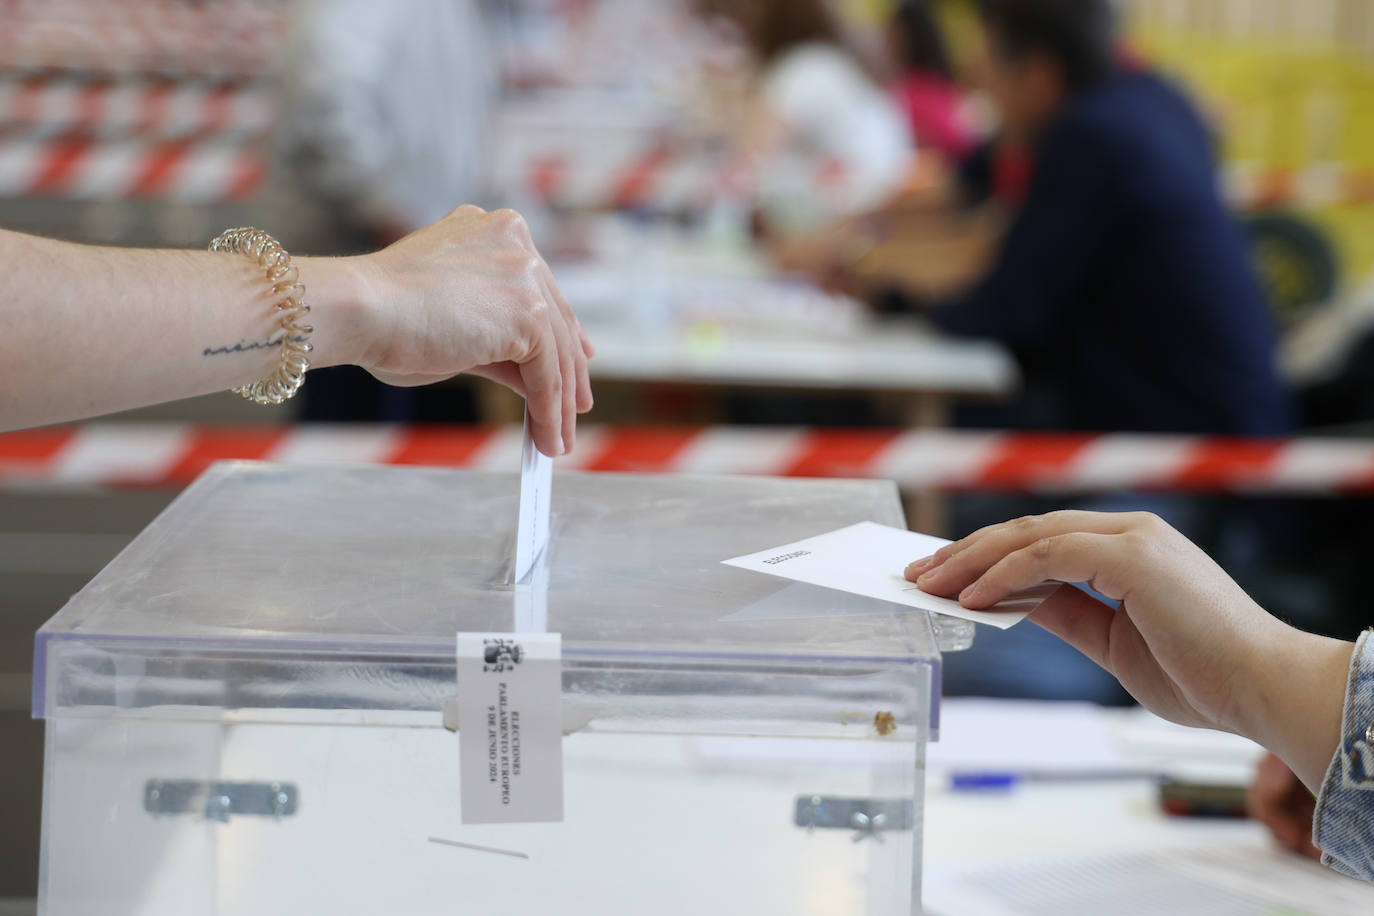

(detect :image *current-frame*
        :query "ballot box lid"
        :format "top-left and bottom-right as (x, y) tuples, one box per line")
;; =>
(34, 462), (949, 724)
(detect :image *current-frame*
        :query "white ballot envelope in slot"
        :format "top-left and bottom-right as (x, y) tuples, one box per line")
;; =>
(33, 465), (963, 916)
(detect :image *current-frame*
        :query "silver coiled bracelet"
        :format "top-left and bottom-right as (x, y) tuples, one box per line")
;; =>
(208, 227), (313, 405)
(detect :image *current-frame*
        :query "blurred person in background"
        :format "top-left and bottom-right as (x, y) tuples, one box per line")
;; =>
(888, 0), (1295, 707)
(887, 0), (979, 165)
(275, 0), (498, 422)
(695, 0), (914, 226)
(770, 0), (1007, 314)
(914, 0), (1290, 440)
(689, 0), (919, 428)
(891, 1), (1340, 859)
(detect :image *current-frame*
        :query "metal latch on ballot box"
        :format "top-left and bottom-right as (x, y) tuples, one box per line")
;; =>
(794, 796), (914, 843)
(144, 780), (299, 822)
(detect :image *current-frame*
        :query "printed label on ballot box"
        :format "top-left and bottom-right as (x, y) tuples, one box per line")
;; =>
(457, 632), (564, 824)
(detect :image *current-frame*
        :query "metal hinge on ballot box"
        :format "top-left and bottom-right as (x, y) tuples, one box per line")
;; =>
(144, 780), (299, 822)
(795, 796), (914, 843)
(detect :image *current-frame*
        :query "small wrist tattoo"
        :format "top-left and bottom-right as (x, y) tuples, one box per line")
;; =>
(203, 336), (308, 358)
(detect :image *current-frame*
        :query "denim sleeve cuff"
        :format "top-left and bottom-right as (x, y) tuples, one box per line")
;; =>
(1314, 628), (1374, 880)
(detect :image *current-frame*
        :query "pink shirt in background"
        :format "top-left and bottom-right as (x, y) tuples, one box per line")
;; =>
(891, 72), (977, 163)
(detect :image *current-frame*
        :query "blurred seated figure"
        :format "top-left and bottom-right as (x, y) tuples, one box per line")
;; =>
(276, 0), (497, 422)
(910, 0), (1293, 705)
(769, 1), (1012, 306)
(696, 0), (915, 227)
(913, 0), (1292, 439)
(887, 0), (979, 165)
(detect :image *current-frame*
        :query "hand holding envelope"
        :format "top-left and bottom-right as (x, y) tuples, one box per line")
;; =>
(723, 522), (1056, 630)
(880, 510), (1354, 799)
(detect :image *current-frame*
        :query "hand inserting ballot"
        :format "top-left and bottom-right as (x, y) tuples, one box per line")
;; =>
(350, 206), (595, 457)
(904, 511), (1353, 796)
(0, 206), (593, 458)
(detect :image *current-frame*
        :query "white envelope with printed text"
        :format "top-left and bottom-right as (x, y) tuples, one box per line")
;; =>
(723, 521), (1057, 630)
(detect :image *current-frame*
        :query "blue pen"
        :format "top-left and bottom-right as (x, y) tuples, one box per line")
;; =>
(949, 769), (1162, 792)
(951, 772), (1020, 791)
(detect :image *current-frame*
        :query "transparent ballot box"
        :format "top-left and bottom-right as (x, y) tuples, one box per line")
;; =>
(33, 463), (969, 916)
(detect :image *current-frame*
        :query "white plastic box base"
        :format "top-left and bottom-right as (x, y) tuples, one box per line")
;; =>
(41, 713), (926, 915)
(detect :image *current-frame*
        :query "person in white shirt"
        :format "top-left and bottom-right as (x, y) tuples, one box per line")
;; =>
(278, 0), (497, 238)
(274, 0), (502, 420)
(698, 0), (915, 220)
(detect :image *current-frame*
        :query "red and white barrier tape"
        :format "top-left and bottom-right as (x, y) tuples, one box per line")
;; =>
(0, 74), (276, 141)
(506, 149), (1374, 213)
(0, 0), (287, 77)
(494, 121), (1374, 214)
(493, 145), (857, 214)
(0, 0), (283, 203)
(0, 134), (267, 201)
(3, 424), (1374, 494)
(1227, 162), (1374, 209)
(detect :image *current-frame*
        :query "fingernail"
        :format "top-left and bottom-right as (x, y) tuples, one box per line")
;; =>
(917, 569), (938, 585)
(906, 557), (934, 573)
(958, 584), (979, 604)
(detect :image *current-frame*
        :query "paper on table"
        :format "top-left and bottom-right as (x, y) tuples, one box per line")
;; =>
(513, 407), (553, 588)
(721, 521), (1055, 630)
(924, 844), (1374, 916)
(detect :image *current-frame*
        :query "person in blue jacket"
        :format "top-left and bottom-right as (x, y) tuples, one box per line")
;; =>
(929, 0), (1291, 437)
(919, 0), (1298, 709)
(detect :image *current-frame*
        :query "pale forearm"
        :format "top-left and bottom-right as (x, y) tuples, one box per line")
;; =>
(0, 205), (593, 455)
(0, 229), (371, 430)
(1241, 627), (1354, 794)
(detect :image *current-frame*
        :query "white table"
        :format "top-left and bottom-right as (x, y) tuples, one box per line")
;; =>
(554, 251), (1018, 400)
(529, 251), (1020, 534)
(922, 699), (1374, 915)
(584, 321), (1015, 396)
